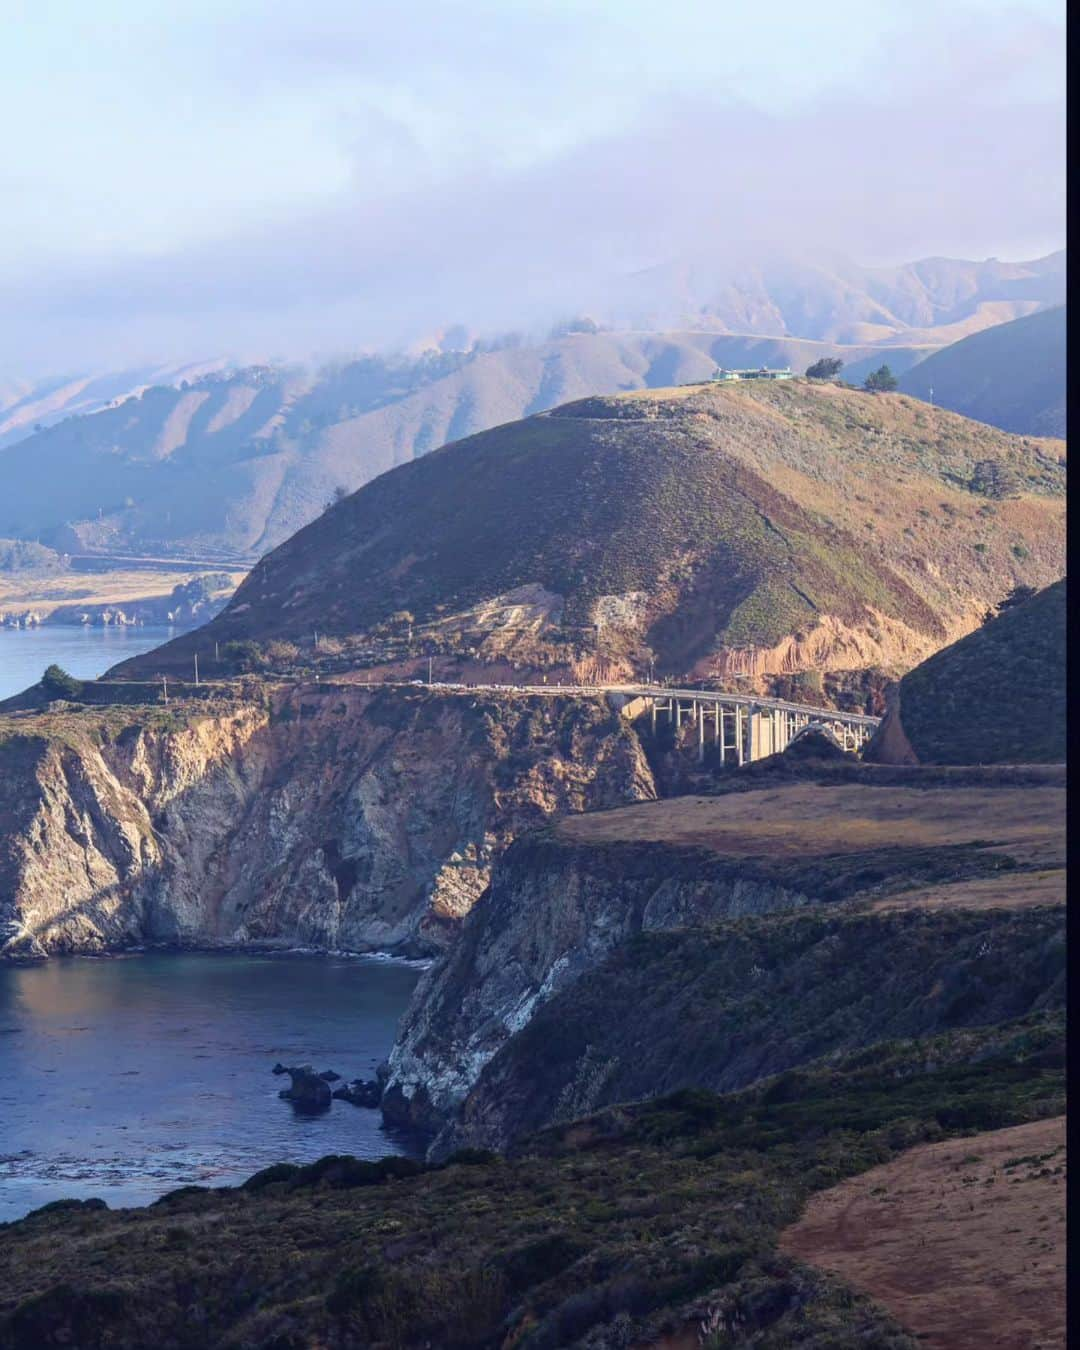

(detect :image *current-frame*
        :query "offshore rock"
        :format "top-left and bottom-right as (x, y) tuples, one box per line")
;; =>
(277, 1066), (332, 1113)
(332, 1079), (382, 1108)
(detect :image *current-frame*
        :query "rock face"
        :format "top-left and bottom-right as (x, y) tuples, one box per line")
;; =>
(438, 907), (1065, 1156)
(0, 685), (654, 958)
(382, 772), (1066, 1152)
(381, 834), (813, 1138)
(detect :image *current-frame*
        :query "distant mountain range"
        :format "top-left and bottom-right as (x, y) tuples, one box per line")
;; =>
(597, 250), (1065, 344)
(0, 251), (1064, 560)
(0, 359), (232, 451)
(899, 306), (1066, 438)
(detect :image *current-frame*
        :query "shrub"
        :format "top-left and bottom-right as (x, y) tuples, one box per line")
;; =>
(41, 664), (84, 700)
(805, 357), (843, 380)
(220, 640), (264, 672)
(863, 365), (898, 393)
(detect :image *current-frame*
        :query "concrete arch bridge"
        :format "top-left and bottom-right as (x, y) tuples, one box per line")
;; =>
(611, 686), (880, 765)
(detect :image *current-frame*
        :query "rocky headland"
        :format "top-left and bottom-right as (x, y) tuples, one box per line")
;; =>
(0, 683), (653, 959)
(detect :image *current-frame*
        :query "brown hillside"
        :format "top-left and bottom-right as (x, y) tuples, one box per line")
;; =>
(780, 1116), (1066, 1350)
(111, 379), (1065, 685)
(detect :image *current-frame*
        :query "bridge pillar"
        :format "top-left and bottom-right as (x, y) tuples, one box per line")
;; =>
(698, 707), (705, 762)
(735, 706), (745, 765)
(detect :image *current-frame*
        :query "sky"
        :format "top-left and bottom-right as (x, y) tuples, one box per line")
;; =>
(0, 0), (1065, 373)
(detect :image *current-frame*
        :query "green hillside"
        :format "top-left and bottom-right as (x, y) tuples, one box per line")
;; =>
(899, 306), (1066, 437)
(892, 579), (1066, 764)
(111, 379), (1066, 684)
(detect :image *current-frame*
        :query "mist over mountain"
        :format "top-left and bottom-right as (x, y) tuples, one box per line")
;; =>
(0, 251), (1064, 560)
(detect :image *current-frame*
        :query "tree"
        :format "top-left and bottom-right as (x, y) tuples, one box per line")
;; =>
(805, 357), (844, 380)
(864, 365), (898, 392)
(323, 485), (349, 511)
(41, 664), (84, 699)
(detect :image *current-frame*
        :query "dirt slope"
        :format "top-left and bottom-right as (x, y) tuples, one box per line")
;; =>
(780, 1116), (1066, 1350)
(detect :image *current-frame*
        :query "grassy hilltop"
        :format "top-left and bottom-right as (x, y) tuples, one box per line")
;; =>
(111, 379), (1065, 685)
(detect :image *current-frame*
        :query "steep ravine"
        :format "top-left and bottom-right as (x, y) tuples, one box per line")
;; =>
(0, 686), (655, 958)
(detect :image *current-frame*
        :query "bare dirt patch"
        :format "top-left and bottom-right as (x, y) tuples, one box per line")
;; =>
(555, 784), (1065, 868)
(779, 1116), (1066, 1350)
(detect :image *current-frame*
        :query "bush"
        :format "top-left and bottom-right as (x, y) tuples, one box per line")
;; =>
(41, 664), (84, 699)
(863, 365), (898, 393)
(220, 640), (264, 673)
(805, 357), (843, 380)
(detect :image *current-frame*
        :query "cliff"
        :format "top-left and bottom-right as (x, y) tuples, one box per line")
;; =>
(0, 686), (654, 958)
(382, 772), (1065, 1147)
(442, 906), (1064, 1156)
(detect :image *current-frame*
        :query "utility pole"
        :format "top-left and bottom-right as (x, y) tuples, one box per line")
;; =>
(193, 653), (199, 686)
(214, 641), (219, 663)
(428, 656), (433, 684)
(929, 386), (934, 406)
(162, 675), (168, 706)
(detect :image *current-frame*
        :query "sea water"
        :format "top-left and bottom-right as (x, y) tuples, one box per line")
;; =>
(0, 624), (179, 701)
(0, 951), (424, 1221)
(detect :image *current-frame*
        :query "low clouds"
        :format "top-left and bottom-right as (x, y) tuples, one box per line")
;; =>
(0, 2), (1064, 372)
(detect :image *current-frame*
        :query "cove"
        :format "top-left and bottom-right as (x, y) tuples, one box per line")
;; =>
(0, 951), (423, 1221)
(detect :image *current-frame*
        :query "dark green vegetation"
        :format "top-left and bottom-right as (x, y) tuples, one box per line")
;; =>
(39, 665), (84, 701)
(111, 379), (1065, 681)
(450, 907), (1063, 1149)
(899, 306), (1066, 437)
(863, 365), (898, 392)
(893, 578), (1066, 764)
(0, 1014), (1062, 1349)
(805, 357), (843, 379)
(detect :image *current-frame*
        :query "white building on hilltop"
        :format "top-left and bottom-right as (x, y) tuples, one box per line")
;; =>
(710, 366), (794, 382)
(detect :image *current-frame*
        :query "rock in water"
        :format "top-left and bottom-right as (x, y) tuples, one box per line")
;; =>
(276, 1065), (332, 1113)
(318, 1069), (341, 1082)
(332, 1078), (382, 1108)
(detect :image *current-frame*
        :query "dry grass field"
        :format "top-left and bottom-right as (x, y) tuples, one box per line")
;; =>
(780, 1116), (1066, 1350)
(556, 783), (1065, 870)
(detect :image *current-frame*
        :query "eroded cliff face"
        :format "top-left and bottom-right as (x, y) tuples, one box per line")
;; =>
(381, 835), (812, 1139)
(0, 685), (654, 958)
(382, 772), (1067, 1153)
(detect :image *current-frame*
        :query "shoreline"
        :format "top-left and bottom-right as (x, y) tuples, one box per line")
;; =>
(0, 939), (437, 970)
